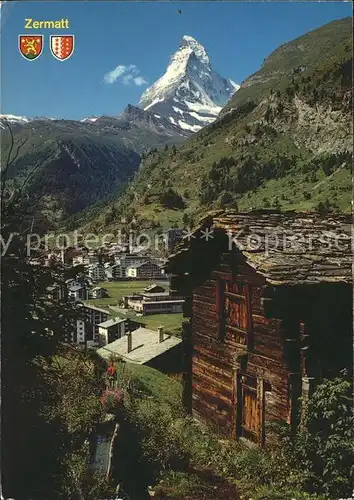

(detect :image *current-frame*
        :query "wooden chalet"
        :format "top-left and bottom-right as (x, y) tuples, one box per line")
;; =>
(166, 210), (352, 445)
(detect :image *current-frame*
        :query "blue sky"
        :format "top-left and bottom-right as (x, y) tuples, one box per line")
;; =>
(1, 1), (351, 120)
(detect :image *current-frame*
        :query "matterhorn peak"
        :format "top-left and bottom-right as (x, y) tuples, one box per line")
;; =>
(182, 35), (197, 44)
(139, 35), (239, 135)
(179, 35), (210, 65)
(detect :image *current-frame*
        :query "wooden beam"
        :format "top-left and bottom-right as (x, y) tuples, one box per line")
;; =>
(245, 283), (254, 350)
(216, 278), (226, 341)
(257, 379), (266, 447)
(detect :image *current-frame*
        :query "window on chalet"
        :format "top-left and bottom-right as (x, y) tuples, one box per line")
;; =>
(216, 279), (253, 348)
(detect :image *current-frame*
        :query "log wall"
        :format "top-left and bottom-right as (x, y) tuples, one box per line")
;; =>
(191, 253), (291, 441)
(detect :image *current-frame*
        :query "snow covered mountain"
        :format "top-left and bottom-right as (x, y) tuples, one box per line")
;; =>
(0, 114), (31, 128)
(0, 114), (56, 129)
(80, 116), (99, 123)
(117, 104), (188, 137)
(139, 35), (239, 134)
(3, 37), (238, 137)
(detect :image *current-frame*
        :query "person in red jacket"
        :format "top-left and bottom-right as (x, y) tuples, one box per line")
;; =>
(106, 362), (117, 388)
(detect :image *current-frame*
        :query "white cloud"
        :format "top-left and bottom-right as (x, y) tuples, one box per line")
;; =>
(103, 64), (134, 84)
(122, 73), (134, 85)
(103, 64), (148, 86)
(133, 76), (148, 86)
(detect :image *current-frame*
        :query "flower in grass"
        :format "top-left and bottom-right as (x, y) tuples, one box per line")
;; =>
(100, 388), (124, 413)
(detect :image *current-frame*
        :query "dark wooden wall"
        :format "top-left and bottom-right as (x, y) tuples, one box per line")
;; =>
(180, 236), (353, 445)
(191, 252), (293, 441)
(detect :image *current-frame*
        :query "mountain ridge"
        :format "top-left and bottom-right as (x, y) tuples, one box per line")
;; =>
(86, 17), (351, 234)
(221, 16), (352, 115)
(0, 106), (186, 228)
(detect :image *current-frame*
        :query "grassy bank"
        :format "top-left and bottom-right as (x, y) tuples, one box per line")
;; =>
(110, 363), (333, 500)
(49, 352), (323, 500)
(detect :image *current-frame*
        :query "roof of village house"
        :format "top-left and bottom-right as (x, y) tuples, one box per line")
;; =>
(143, 292), (170, 298)
(82, 304), (110, 314)
(142, 299), (184, 305)
(144, 284), (165, 292)
(98, 318), (126, 329)
(166, 209), (352, 285)
(126, 261), (156, 269)
(67, 284), (86, 292)
(96, 327), (182, 364)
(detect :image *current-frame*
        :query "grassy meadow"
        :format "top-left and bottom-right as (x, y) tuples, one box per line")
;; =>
(84, 280), (183, 334)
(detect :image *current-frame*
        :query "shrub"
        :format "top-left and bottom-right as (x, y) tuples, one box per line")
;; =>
(217, 191), (237, 209)
(160, 188), (185, 209)
(113, 365), (340, 499)
(100, 389), (124, 414)
(263, 197), (271, 208)
(309, 172), (318, 183)
(273, 196), (281, 209)
(303, 191), (312, 200)
(283, 375), (354, 498)
(182, 213), (189, 226)
(314, 199), (338, 214)
(122, 399), (188, 480)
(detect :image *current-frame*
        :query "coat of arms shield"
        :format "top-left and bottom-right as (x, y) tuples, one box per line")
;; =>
(19, 35), (43, 60)
(50, 35), (75, 61)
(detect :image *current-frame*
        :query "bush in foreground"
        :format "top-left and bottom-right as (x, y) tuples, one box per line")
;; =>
(118, 365), (352, 500)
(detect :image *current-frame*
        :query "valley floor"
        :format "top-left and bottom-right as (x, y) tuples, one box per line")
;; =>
(84, 280), (183, 334)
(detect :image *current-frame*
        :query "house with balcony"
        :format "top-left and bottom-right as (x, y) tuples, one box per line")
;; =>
(88, 263), (106, 282)
(105, 263), (125, 281)
(125, 260), (163, 280)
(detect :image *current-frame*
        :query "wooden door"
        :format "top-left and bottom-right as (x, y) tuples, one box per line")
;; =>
(238, 373), (260, 442)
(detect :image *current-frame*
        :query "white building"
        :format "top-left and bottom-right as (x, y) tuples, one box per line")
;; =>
(88, 263), (105, 282)
(67, 284), (89, 301)
(122, 284), (184, 315)
(105, 264), (125, 281)
(125, 261), (163, 280)
(76, 304), (110, 344)
(47, 284), (67, 301)
(73, 255), (90, 267)
(88, 250), (99, 265)
(91, 286), (107, 299)
(76, 319), (89, 344)
(97, 318), (127, 346)
(133, 298), (184, 315)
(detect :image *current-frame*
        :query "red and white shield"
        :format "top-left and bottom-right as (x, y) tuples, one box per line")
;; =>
(50, 35), (74, 61)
